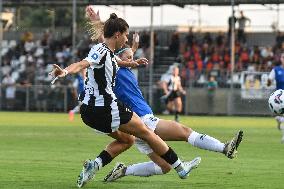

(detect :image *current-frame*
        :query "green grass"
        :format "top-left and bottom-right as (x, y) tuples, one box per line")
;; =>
(0, 112), (283, 189)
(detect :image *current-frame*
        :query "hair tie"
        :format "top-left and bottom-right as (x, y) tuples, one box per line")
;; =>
(115, 48), (131, 55)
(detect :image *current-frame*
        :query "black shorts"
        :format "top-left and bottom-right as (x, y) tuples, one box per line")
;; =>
(80, 100), (133, 134)
(166, 91), (181, 103)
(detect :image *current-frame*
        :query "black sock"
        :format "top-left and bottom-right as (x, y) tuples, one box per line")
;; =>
(160, 147), (179, 165)
(160, 147), (183, 172)
(175, 111), (178, 118)
(97, 150), (113, 167)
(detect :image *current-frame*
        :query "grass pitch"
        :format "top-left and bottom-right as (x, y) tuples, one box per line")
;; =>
(0, 112), (283, 189)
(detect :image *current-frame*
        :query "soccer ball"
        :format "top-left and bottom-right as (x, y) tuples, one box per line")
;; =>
(268, 89), (284, 115)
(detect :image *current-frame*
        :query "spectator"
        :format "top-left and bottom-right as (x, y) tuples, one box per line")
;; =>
(169, 32), (180, 57)
(216, 32), (225, 47)
(2, 73), (16, 110)
(207, 75), (218, 114)
(237, 11), (251, 44)
(228, 14), (237, 42)
(275, 31), (284, 48)
(185, 27), (195, 48)
(203, 32), (213, 46)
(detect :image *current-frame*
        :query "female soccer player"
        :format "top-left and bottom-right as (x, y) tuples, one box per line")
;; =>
(161, 66), (185, 122)
(268, 52), (284, 143)
(50, 13), (197, 188)
(83, 7), (243, 182)
(103, 45), (243, 182)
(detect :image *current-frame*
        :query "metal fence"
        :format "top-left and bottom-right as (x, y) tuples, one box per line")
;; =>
(0, 85), (273, 116)
(0, 85), (72, 112)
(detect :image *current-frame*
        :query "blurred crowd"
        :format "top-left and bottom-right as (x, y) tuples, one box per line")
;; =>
(167, 28), (284, 86)
(1, 25), (284, 99)
(2, 28), (284, 86)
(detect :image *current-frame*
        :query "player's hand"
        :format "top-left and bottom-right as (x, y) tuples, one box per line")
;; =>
(85, 5), (101, 22)
(135, 58), (148, 65)
(133, 32), (139, 44)
(49, 64), (68, 78)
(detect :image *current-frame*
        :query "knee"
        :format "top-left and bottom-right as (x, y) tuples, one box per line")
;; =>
(183, 126), (193, 136)
(124, 135), (135, 148)
(118, 134), (135, 148)
(136, 127), (154, 141)
(171, 121), (193, 140)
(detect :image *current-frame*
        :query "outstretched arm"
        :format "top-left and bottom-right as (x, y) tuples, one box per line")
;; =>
(49, 60), (90, 79)
(116, 57), (148, 68)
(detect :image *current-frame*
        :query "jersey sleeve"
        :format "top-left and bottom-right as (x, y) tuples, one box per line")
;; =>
(84, 45), (107, 66)
(268, 69), (275, 80)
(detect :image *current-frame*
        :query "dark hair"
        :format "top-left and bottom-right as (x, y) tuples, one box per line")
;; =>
(104, 13), (129, 38)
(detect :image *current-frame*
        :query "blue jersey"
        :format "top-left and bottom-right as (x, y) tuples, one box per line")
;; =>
(114, 67), (153, 117)
(274, 66), (284, 90)
(75, 74), (85, 95)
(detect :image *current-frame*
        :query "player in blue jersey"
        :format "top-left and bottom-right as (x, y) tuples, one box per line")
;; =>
(103, 45), (243, 181)
(69, 72), (85, 121)
(268, 52), (284, 143)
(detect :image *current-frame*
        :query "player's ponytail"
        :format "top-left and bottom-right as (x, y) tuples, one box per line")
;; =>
(109, 13), (118, 19)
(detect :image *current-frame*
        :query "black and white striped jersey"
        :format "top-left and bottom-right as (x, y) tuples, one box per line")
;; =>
(167, 75), (181, 91)
(80, 43), (118, 106)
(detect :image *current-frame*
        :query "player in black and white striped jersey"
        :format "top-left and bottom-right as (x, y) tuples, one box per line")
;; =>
(50, 12), (198, 188)
(162, 66), (186, 122)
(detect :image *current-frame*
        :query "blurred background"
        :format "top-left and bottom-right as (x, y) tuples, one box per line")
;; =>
(1, 0), (283, 116)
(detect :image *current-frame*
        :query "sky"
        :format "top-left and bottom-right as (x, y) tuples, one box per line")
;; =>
(92, 4), (284, 32)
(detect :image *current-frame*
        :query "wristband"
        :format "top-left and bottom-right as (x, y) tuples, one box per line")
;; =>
(63, 69), (69, 76)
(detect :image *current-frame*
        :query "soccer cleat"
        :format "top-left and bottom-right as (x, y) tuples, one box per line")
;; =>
(77, 159), (98, 188)
(69, 110), (74, 122)
(178, 157), (201, 179)
(104, 163), (126, 182)
(223, 130), (243, 159)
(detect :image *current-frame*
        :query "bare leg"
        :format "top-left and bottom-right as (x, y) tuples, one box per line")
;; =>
(118, 113), (169, 155)
(106, 131), (135, 158)
(155, 119), (192, 141)
(155, 119), (225, 153)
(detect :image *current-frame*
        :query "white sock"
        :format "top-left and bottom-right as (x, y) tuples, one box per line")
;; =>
(276, 116), (284, 123)
(188, 131), (225, 153)
(94, 157), (103, 171)
(72, 105), (80, 113)
(125, 161), (163, 177)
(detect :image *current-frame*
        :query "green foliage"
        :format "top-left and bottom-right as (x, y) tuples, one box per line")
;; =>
(18, 7), (85, 28)
(0, 112), (283, 189)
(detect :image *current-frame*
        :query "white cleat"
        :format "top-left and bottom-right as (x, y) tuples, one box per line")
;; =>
(104, 163), (126, 182)
(77, 159), (98, 188)
(178, 157), (201, 179)
(223, 130), (243, 159)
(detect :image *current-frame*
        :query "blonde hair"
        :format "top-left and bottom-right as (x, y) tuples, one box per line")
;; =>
(85, 19), (104, 41)
(85, 13), (128, 41)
